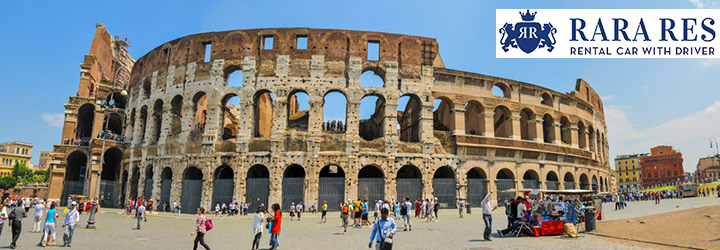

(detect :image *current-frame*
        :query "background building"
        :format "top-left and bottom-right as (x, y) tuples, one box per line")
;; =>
(0, 141), (33, 176)
(37, 151), (51, 170)
(695, 157), (720, 183)
(614, 153), (646, 191)
(640, 146), (684, 187)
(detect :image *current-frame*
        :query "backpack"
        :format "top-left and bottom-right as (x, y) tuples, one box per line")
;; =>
(342, 205), (349, 214)
(400, 204), (407, 215)
(205, 219), (213, 231)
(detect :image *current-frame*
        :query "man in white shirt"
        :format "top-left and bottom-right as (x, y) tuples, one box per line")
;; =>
(0, 202), (7, 238)
(33, 201), (45, 233)
(516, 198), (527, 219)
(136, 203), (146, 230)
(62, 202), (80, 247)
(481, 190), (497, 241)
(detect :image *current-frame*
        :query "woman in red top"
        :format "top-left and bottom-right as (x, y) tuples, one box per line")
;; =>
(268, 203), (282, 250)
(191, 207), (210, 250)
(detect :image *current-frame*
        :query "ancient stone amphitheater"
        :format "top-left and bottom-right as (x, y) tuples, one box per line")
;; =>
(49, 26), (612, 212)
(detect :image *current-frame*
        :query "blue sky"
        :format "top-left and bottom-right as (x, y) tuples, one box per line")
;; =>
(1, 0), (719, 172)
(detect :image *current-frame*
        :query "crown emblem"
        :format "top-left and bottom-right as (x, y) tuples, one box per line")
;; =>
(519, 10), (536, 21)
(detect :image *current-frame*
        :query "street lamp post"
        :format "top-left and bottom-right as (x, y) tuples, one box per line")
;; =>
(86, 67), (129, 229)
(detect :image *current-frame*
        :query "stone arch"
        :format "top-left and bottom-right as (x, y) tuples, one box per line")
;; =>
(181, 166), (204, 213)
(220, 94), (241, 140)
(142, 79), (151, 99)
(592, 175), (598, 192)
(246, 164), (270, 211)
(432, 166), (457, 207)
(282, 164), (306, 207)
(432, 96), (454, 131)
(493, 105), (513, 138)
(160, 167), (173, 211)
(100, 147), (123, 208)
(398, 94), (422, 142)
(151, 99), (164, 144)
(522, 169), (540, 189)
(541, 92), (553, 106)
(61, 151), (87, 202)
(143, 165), (153, 199)
(492, 82), (511, 98)
(76, 103), (95, 139)
(577, 121), (587, 149)
(106, 92), (127, 109)
(358, 165), (385, 204)
(103, 112), (124, 136)
(466, 167), (488, 206)
(130, 166), (140, 200)
(318, 165), (345, 211)
(360, 69), (385, 88)
(170, 95), (183, 137)
(212, 164), (235, 207)
(496, 168), (516, 201)
(546, 171), (560, 190)
(560, 116), (571, 145)
(542, 114), (555, 143)
(397, 164), (422, 201)
(359, 94), (386, 141)
(588, 125), (596, 152)
(464, 101), (484, 135)
(253, 90), (274, 138)
(579, 173), (590, 190)
(563, 172), (576, 189)
(287, 89), (310, 132)
(519, 108), (536, 140)
(224, 65), (244, 88)
(599, 176), (605, 192)
(322, 90), (347, 134)
(192, 92), (208, 132)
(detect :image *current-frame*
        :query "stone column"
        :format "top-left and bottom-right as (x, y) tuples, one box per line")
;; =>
(137, 168), (146, 200)
(510, 114), (521, 140)
(580, 129), (589, 150)
(132, 115), (144, 146)
(179, 102), (194, 144)
(453, 105), (466, 136)
(158, 105), (172, 145)
(533, 119), (544, 142)
(570, 124), (579, 148)
(152, 165), (162, 210)
(482, 111), (495, 137)
(143, 111), (157, 146)
(553, 122), (562, 145)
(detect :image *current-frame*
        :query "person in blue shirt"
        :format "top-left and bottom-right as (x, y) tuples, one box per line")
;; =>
(361, 198), (370, 226)
(369, 208), (396, 249)
(39, 202), (59, 247)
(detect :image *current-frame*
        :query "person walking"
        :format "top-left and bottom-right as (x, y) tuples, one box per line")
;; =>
(481, 190), (497, 241)
(368, 208), (396, 250)
(403, 197), (412, 231)
(0, 203), (7, 240)
(136, 202), (146, 230)
(191, 207), (210, 250)
(341, 202), (350, 234)
(296, 202), (303, 221)
(268, 203), (282, 250)
(9, 200), (27, 249)
(457, 198), (464, 218)
(33, 200), (45, 233)
(251, 206), (264, 250)
(433, 197), (440, 222)
(321, 201), (328, 223)
(39, 202), (59, 247)
(289, 202), (295, 221)
(62, 201), (79, 247)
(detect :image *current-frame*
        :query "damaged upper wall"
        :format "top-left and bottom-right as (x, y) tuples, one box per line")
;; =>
(78, 24), (135, 97)
(128, 28), (440, 94)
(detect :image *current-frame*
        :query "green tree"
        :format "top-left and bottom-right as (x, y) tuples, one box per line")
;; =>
(12, 162), (32, 180)
(34, 169), (49, 183)
(0, 176), (17, 190)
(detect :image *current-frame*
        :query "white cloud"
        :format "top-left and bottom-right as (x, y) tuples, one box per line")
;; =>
(640, 85), (650, 97)
(600, 95), (614, 102)
(40, 113), (64, 128)
(701, 59), (720, 68)
(606, 101), (720, 172)
(688, 0), (719, 8)
(689, 0), (706, 8)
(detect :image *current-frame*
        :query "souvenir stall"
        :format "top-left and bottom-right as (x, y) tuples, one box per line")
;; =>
(498, 189), (597, 237)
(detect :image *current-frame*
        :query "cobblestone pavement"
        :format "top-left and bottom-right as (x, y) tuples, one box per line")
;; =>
(3, 196), (716, 249)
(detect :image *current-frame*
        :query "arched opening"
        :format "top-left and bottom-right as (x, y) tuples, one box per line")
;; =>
(318, 165), (345, 211)
(493, 105), (512, 138)
(130, 166), (140, 200)
(592, 175), (598, 193)
(564, 173), (576, 189)
(359, 94), (385, 141)
(138, 106), (148, 143)
(76, 104), (95, 140)
(212, 165), (235, 207)
(160, 167), (172, 212)
(578, 121), (587, 149)
(433, 97), (454, 131)
(605, 178), (609, 192)
(588, 126), (596, 153)
(599, 176), (605, 192)
(579, 174), (590, 190)
(432, 166), (457, 208)
(192, 92), (208, 133)
(102, 113), (123, 138)
(221, 94), (241, 140)
(358, 165), (384, 204)
(560, 117), (571, 145)
(61, 151), (87, 205)
(246, 164), (269, 211)
(144, 166), (153, 200)
(542, 114), (555, 143)
(287, 90), (310, 131)
(142, 80), (151, 99)
(152, 99), (164, 144)
(170, 95), (183, 137)
(541, 93), (553, 107)
(128, 109), (135, 142)
(520, 108), (535, 140)
(522, 170), (540, 189)
(396, 165), (422, 201)
(100, 147), (123, 208)
(253, 90), (274, 138)
(282, 164), (305, 207)
(492, 83), (510, 98)
(496, 168), (516, 202)
(546, 171), (559, 190)
(360, 70), (384, 88)
(323, 91), (347, 133)
(120, 171), (128, 208)
(106, 92), (127, 109)
(225, 68), (243, 88)
(181, 167), (203, 213)
(466, 168), (487, 207)
(464, 101), (484, 135)
(398, 94), (422, 142)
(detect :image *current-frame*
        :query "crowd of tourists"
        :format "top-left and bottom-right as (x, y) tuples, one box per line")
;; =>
(62, 137), (90, 146)
(214, 202), (251, 216)
(322, 120), (346, 133)
(96, 130), (125, 142)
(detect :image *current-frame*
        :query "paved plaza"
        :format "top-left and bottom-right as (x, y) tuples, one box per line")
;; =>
(1, 196), (717, 249)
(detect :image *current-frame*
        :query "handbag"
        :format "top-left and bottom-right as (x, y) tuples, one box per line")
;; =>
(205, 219), (213, 231)
(380, 237), (393, 250)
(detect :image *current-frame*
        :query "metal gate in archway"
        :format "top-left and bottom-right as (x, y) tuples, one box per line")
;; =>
(397, 179), (422, 202)
(181, 180), (203, 213)
(130, 180), (139, 199)
(358, 178), (384, 204)
(282, 177), (304, 208)
(523, 180), (539, 189)
(318, 177), (344, 211)
(466, 179), (486, 207)
(99, 180), (119, 208)
(496, 179), (516, 203)
(246, 178), (269, 211)
(160, 180), (171, 212)
(212, 179), (234, 207)
(546, 181), (559, 190)
(61, 181), (84, 206)
(433, 178), (457, 208)
(144, 178), (153, 199)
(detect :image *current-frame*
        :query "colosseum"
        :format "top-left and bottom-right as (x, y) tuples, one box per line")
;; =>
(48, 24), (613, 212)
